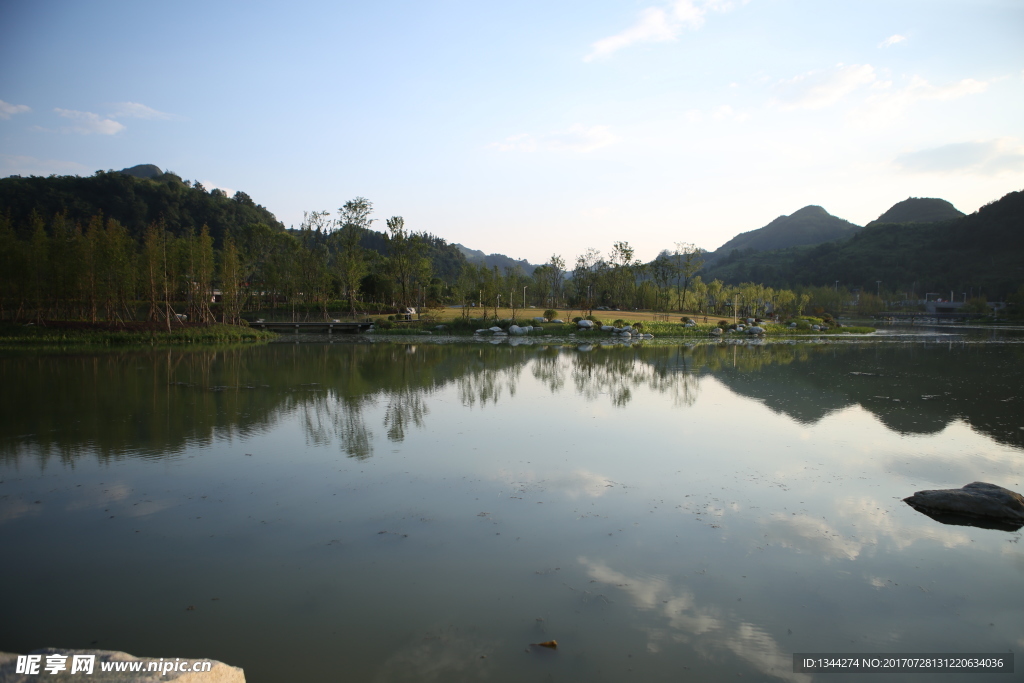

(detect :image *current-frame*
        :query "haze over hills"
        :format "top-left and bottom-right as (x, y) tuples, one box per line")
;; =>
(454, 243), (540, 275)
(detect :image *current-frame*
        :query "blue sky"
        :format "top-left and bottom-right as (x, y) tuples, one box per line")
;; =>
(2, 0), (1021, 264)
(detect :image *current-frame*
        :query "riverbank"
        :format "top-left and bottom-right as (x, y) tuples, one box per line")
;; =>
(0, 321), (275, 347)
(371, 318), (876, 338)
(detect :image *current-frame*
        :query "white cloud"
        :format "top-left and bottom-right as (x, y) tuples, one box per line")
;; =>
(54, 108), (125, 135)
(108, 101), (173, 120)
(1, 154), (90, 177)
(772, 63), (877, 110)
(894, 138), (1024, 175)
(855, 75), (989, 126)
(489, 123), (617, 153)
(199, 180), (236, 196)
(584, 0), (747, 61)
(0, 100), (31, 119)
(878, 34), (906, 48)
(712, 104), (749, 122)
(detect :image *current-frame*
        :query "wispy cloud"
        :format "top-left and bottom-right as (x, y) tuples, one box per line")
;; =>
(1, 154), (90, 177)
(108, 101), (174, 120)
(856, 75), (989, 126)
(584, 0), (746, 62)
(772, 63), (877, 110)
(489, 123), (617, 153)
(712, 104), (749, 122)
(894, 138), (1024, 175)
(878, 34), (906, 48)
(0, 100), (31, 120)
(54, 108), (125, 135)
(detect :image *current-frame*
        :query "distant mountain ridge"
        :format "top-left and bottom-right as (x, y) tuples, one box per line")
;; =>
(119, 163), (163, 179)
(700, 189), (1023, 298)
(866, 197), (965, 227)
(454, 243), (539, 275)
(709, 205), (862, 259)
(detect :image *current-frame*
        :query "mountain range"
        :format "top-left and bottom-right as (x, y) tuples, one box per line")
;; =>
(2, 164), (1019, 297)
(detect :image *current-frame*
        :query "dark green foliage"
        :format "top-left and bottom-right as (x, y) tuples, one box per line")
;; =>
(0, 168), (285, 247)
(704, 189), (1024, 299)
(708, 205), (861, 259)
(865, 197), (965, 227)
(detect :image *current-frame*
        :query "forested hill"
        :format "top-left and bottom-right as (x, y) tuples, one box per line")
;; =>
(708, 205), (862, 260)
(0, 167), (284, 246)
(866, 197), (964, 227)
(702, 189), (1024, 298)
(454, 243), (539, 275)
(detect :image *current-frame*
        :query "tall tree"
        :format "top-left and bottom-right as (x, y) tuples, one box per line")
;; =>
(333, 197), (373, 317)
(672, 242), (705, 312)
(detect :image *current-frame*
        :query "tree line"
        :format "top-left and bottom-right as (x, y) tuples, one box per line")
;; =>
(2, 174), (929, 325)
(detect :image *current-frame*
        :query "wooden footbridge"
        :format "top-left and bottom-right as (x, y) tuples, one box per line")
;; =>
(249, 321), (374, 334)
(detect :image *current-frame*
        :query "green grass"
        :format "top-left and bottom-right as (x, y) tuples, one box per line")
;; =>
(369, 317), (875, 338)
(0, 323), (275, 348)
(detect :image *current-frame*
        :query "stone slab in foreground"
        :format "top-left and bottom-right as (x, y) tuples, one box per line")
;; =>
(904, 481), (1024, 531)
(0, 649), (244, 683)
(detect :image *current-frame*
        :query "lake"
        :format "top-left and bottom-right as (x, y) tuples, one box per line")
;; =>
(2, 329), (1022, 682)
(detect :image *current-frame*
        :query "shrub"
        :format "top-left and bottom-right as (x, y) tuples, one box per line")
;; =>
(633, 321), (644, 331)
(717, 320), (729, 328)
(585, 315), (597, 322)
(543, 309), (558, 320)
(375, 318), (394, 330)
(572, 317), (583, 323)
(612, 319), (626, 326)
(681, 316), (691, 324)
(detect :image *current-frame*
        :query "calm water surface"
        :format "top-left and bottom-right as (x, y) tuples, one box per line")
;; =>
(2, 331), (1023, 682)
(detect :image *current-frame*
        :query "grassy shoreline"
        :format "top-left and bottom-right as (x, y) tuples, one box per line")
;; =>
(371, 316), (875, 338)
(0, 322), (275, 347)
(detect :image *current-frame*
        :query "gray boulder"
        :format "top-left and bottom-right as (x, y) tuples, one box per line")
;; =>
(904, 482), (1024, 531)
(746, 326), (765, 335)
(601, 325), (614, 332)
(577, 320), (594, 329)
(508, 325), (525, 335)
(533, 317), (546, 323)
(710, 328), (723, 336)
(488, 326), (502, 333)
(550, 319), (564, 323)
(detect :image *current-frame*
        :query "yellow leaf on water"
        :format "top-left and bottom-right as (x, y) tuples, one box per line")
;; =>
(536, 640), (558, 649)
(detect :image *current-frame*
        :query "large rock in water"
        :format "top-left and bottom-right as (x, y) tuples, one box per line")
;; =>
(0, 649), (245, 682)
(904, 482), (1024, 531)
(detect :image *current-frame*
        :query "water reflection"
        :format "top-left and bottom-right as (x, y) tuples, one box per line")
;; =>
(2, 341), (1023, 465)
(2, 339), (1022, 682)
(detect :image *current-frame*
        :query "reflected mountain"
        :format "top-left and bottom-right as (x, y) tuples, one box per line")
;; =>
(702, 343), (1024, 448)
(2, 340), (1021, 465)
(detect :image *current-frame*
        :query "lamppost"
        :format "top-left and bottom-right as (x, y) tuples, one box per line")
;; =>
(834, 280), (839, 292)
(876, 280), (881, 297)
(523, 286), (527, 309)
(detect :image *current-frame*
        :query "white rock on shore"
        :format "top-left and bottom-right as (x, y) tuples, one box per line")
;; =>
(0, 649), (245, 682)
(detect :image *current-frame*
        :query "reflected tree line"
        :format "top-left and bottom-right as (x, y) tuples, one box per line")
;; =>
(2, 342), (1021, 465)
